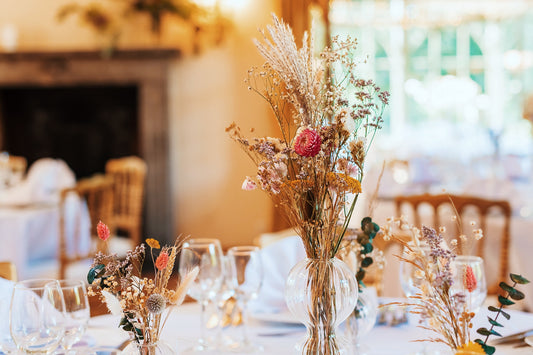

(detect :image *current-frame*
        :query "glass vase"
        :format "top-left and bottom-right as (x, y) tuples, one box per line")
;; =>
(343, 287), (379, 354)
(285, 257), (358, 355)
(122, 340), (174, 355)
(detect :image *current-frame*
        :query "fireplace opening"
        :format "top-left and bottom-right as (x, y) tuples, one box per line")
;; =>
(0, 85), (139, 178)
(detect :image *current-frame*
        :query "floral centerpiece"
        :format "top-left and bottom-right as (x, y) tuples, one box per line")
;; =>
(87, 221), (198, 355)
(227, 14), (388, 354)
(382, 217), (529, 355)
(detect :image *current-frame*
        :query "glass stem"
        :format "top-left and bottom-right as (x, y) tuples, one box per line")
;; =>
(199, 299), (209, 346)
(240, 300), (250, 345)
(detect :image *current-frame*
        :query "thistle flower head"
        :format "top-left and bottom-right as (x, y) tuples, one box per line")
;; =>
(146, 293), (166, 314)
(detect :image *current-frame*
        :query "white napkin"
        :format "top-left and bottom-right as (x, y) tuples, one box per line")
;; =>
(251, 235), (306, 314)
(0, 158), (76, 206)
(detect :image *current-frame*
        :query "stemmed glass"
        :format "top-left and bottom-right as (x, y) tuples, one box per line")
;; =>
(226, 246), (264, 353)
(57, 280), (91, 353)
(450, 255), (487, 313)
(399, 245), (437, 355)
(179, 238), (224, 352)
(10, 279), (66, 354)
(213, 254), (237, 350)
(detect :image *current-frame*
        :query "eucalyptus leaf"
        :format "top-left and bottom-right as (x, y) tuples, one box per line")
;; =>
(498, 295), (515, 306)
(500, 309), (511, 320)
(477, 328), (491, 336)
(509, 288), (525, 301)
(499, 282), (514, 293)
(476, 340), (495, 355)
(488, 317), (503, 327)
(87, 264), (105, 284)
(361, 256), (373, 267)
(487, 306), (500, 313)
(510, 274), (530, 284)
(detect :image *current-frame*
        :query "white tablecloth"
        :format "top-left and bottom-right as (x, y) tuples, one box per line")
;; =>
(0, 197), (90, 280)
(86, 303), (533, 354)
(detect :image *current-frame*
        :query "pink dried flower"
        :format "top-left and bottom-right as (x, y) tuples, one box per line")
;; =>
(97, 221), (110, 241)
(464, 266), (477, 292)
(155, 251), (169, 270)
(293, 128), (321, 157)
(241, 176), (257, 191)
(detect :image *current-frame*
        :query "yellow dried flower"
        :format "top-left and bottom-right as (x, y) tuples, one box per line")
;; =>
(455, 341), (485, 354)
(146, 238), (160, 249)
(326, 172), (362, 194)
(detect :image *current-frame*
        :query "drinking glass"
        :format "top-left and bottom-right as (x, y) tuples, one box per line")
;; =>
(0, 295), (18, 354)
(450, 255), (487, 313)
(226, 246), (263, 353)
(179, 238), (224, 352)
(10, 279), (66, 354)
(58, 280), (91, 353)
(214, 255), (237, 349)
(399, 246), (437, 355)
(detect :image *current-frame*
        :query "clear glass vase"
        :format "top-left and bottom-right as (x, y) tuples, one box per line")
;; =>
(343, 287), (379, 354)
(285, 257), (358, 355)
(121, 340), (174, 355)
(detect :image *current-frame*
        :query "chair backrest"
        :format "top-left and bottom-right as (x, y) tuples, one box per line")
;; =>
(8, 155), (27, 174)
(0, 261), (17, 281)
(58, 174), (115, 280)
(394, 193), (511, 294)
(105, 156), (147, 245)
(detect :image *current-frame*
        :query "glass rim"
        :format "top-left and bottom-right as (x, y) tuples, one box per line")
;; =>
(14, 278), (59, 290)
(454, 255), (483, 263)
(228, 245), (260, 254)
(184, 238), (222, 246)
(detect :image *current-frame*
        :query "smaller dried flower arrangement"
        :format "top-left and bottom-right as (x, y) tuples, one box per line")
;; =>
(382, 216), (529, 354)
(88, 221), (198, 346)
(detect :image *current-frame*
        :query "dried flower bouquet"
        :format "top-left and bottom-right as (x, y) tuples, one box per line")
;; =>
(87, 221), (198, 352)
(227, 14), (388, 355)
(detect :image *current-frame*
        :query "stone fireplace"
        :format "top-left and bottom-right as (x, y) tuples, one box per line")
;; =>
(0, 49), (180, 241)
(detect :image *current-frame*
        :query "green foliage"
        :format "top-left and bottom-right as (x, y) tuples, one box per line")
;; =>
(475, 273), (530, 353)
(474, 339), (495, 355)
(87, 264), (105, 284)
(356, 217), (379, 290)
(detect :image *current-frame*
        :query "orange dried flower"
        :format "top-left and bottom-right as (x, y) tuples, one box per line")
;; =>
(97, 221), (110, 241)
(155, 251), (169, 270)
(146, 238), (160, 249)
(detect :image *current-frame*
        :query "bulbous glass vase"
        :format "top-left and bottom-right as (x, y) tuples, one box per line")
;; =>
(285, 257), (358, 355)
(121, 339), (174, 355)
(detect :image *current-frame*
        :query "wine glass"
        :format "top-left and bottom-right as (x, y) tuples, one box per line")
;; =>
(450, 255), (487, 313)
(10, 279), (66, 354)
(0, 294), (18, 354)
(399, 245), (437, 355)
(179, 238), (224, 352)
(213, 254), (237, 349)
(226, 246), (264, 353)
(57, 280), (91, 353)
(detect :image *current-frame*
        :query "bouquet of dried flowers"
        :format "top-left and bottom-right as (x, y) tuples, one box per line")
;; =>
(87, 221), (198, 352)
(382, 217), (529, 354)
(226, 14), (388, 260)
(227, 14), (388, 354)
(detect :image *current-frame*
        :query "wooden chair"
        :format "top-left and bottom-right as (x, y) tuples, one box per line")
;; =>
(58, 174), (115, 280)
(394, 193), (511, 295)
(0, 261), (17, 281)
(105, 156), (147, 246)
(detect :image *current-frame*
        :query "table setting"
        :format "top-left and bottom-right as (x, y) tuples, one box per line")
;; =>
(0, 158), (91, 280)
(2, 13), (533, 355)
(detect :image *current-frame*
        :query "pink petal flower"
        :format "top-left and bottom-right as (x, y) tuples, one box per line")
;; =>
(97, 221), (110, 241)
(241, 176), (257, 191)
(294, 128), (321, 157)
(155, 251), (169, 270)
